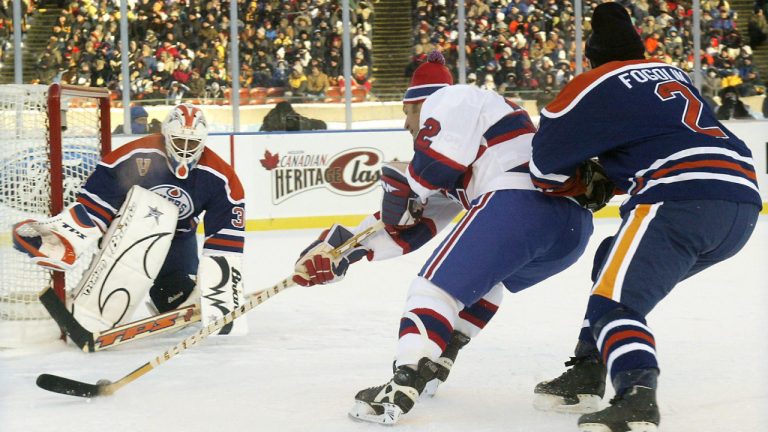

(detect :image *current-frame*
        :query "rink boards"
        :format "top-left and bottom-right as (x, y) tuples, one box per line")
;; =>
(112, 121), (768, 230)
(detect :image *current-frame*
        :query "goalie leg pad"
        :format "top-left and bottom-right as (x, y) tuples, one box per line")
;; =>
(199, 255), (248, 336)
(13, 203), (101, 271)
(71, 186), (179, 332)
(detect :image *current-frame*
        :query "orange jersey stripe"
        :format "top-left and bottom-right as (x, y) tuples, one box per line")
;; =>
(77, 196), (113, 223)
(205, 238), (244, 249)
(198, 149), (245, 201)
(545, 59), (660, 115)
(650, 160), (757, 181)
(101, 134), (165, 165)
(593, 204), (653, 299)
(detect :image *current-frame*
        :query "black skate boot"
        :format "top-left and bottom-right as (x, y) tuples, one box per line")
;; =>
(423, 330), (471, 396)
(533, 352), (607, 413)
(578, 386), (660, 432)
(348, 358), (438, 425)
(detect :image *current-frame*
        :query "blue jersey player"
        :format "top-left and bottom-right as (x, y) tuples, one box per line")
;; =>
(529, 4), (762, 431)
(76, 104), (245, 313)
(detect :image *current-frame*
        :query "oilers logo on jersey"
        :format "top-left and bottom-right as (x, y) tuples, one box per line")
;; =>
(150, 185), (195, 219)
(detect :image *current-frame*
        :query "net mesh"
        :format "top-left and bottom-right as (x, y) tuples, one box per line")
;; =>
(0, 84), (106, 346)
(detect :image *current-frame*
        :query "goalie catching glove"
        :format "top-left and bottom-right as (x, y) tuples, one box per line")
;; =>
(381, 162), (425, 229)
(13, 203), (102, 271)
(293, 224), (370, 287)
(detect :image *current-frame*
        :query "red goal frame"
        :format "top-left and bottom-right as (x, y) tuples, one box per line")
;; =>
(47, 83), (112, 302)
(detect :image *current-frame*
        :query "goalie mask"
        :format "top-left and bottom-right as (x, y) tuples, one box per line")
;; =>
(162, 103), (208, 179)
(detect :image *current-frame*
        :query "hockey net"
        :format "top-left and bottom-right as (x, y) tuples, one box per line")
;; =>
(0, 84), (111, 347)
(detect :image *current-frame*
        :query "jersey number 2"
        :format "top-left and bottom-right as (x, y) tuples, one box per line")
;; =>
(654, 81), (726, 138)
(415, 117), (441, 150)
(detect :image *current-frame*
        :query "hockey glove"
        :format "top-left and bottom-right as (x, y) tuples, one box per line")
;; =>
(293, 224), (369, 287)
(12, 203), (101, 271)
(381, 162), (425, 229)
(574, 159), (615, 212)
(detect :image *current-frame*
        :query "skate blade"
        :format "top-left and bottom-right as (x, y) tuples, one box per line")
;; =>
(533, 394), (602, 414)
(421, 378), (442, 398)
(348, 401), (403, 425)
(579, 421), (658, 432)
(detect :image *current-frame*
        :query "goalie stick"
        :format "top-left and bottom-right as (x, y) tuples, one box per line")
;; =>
(39, 288), (199, 352)
(40, 287), (265, 352)
(36, 220), (384, 398)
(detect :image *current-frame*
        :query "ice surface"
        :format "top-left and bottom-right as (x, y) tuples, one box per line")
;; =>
(1, 218), (766, 432)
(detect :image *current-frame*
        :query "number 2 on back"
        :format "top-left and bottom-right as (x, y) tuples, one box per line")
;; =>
(654, 81), (727, 138)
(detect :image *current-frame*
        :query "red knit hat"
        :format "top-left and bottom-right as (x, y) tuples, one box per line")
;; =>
(403, 50), (453, 104)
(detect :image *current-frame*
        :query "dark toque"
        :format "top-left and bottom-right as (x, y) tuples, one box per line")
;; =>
(585, 3), (645, 67)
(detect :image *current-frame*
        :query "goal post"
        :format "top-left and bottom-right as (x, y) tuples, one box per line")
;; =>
(0, 83), (112, 347)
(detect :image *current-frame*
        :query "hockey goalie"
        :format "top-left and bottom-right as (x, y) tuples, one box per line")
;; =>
(13, 103), (248, 337)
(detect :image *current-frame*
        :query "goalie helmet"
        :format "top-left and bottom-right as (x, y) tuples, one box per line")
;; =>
(161, 103), (208, 179)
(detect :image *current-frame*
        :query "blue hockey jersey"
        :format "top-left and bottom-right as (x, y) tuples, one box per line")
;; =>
(529, 59), (761, 215)
(76, 134), (245, 255)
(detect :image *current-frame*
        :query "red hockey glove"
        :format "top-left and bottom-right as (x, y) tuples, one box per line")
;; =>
(293, 224), (369, 287)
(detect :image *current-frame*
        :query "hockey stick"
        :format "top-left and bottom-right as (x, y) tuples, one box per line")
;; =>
(41, 287), (264, 352)
(36, 221), (384, 398)
(39, 288), (200, 352)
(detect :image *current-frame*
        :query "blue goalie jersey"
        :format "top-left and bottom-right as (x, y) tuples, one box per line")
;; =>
(76, 134), (245, 255)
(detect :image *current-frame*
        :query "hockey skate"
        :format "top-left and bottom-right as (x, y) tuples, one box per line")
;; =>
(348, 358), (438, 425)
(533, 353), (606, 413)
(578, 386), (659, 432)
(423, 330), (471, 396)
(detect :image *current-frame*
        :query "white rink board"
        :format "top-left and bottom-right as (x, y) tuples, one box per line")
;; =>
(112, 121), (768, 226)
(114, 129), (414, 224)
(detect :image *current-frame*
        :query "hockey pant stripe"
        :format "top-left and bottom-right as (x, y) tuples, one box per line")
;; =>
(592, 203), (660, 301)
(422, 192), (492, 280)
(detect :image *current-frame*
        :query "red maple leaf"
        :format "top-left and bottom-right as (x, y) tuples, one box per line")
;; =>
(260, 150), (279, 170)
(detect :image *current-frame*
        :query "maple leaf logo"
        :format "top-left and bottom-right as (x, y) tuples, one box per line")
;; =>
(260, 150), (279, 170)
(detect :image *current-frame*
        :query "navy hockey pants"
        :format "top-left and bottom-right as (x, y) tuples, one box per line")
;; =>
(419, 189), (594, 306)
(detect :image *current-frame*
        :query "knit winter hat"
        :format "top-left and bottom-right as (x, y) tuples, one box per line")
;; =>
(585, 3), (645, 67)
(403, 50), (453, 104)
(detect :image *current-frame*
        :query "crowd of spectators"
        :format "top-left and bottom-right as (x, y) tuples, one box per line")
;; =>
(30, 0), (375, 104)
(5, 0), (765, 114)
(408, 0), (764, 116)
(0, 0), (34, 65)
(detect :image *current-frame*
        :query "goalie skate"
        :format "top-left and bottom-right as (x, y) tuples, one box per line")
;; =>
(348, 358), (437, 425)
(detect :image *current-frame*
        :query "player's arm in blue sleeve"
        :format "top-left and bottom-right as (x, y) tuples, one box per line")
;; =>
(201, 177), (246, 256)
(529, 85), (620, 196)
(76, 162), (130, 231)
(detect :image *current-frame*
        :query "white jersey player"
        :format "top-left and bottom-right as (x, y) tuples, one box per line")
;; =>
(292, 51), (597, 424)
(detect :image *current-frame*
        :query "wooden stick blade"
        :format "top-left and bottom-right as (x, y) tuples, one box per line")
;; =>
(36, 373), (104, 398)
